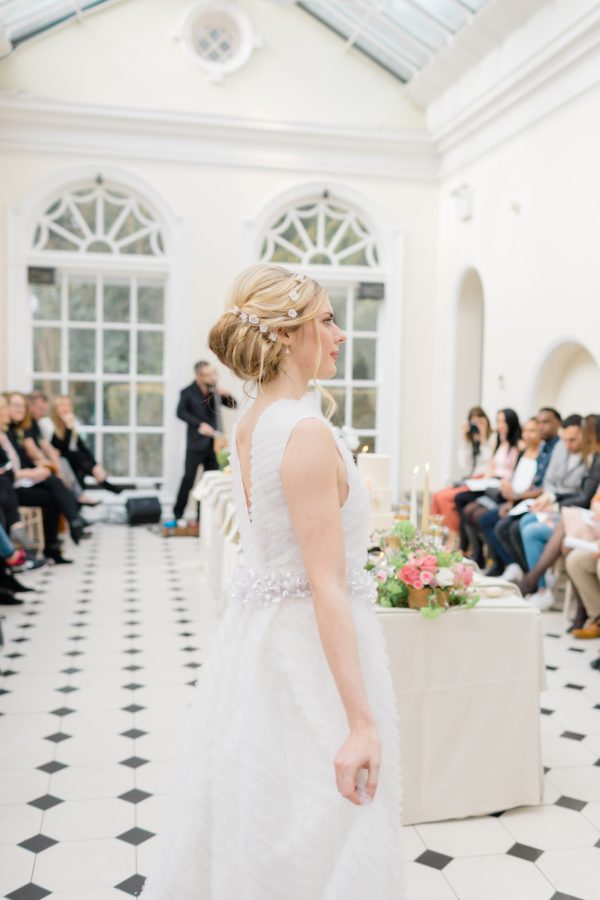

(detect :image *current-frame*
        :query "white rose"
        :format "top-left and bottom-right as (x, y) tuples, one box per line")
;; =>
(436, 567), (455, 588)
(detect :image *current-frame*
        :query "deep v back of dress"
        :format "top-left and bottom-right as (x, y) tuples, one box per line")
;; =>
(141, 393), (405, 900)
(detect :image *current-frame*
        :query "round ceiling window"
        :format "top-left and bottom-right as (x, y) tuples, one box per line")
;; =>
(179, 1), (257, 81)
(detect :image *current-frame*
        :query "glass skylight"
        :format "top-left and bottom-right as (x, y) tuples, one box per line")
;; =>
(0, 0), (111, 49)
(298, 0), (492, 82)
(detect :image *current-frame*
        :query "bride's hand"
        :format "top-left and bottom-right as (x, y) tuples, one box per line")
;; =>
(334, 723), (381, 806)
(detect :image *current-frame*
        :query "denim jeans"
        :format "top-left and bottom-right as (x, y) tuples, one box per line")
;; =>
(519, 512), (553, 588)
(0, 523), (15, 559)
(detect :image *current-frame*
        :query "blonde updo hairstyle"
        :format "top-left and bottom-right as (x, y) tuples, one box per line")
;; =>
(209, 263), (330, 388)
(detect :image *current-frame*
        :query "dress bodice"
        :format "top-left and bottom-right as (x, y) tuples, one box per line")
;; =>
(228, 394), (375, 605)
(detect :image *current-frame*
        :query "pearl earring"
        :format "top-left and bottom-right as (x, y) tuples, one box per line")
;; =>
(285, 346), (290, 355)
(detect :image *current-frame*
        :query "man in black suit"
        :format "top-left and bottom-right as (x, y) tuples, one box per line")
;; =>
(169, 361), (237, 524)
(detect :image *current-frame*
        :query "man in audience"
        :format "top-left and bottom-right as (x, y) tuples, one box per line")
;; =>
(492, 408), (562, 578)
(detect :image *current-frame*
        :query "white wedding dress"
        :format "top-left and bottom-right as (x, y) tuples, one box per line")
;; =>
(142, 395), (406, 900)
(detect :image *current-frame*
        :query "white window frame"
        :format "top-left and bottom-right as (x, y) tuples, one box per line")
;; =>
(31, 266), (168, 484)
(7, 167), (188, 496)
(242, 182), (403, 502)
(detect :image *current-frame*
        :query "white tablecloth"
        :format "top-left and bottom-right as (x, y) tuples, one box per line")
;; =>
(378, 594), (546, 824)
(197, 482), (545, 824)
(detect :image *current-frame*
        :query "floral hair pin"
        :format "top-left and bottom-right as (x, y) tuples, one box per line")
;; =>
(231, 305), (279, 342)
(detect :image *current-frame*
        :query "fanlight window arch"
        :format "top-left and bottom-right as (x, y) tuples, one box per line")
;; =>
(260, 196), (379, 267)
(33, 182), (166, 256)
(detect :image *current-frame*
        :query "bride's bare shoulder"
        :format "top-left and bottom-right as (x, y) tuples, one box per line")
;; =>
(282, 417), (336, 471)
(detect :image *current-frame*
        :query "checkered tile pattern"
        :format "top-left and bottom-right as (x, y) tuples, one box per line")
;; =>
(0, 524), (599, 898)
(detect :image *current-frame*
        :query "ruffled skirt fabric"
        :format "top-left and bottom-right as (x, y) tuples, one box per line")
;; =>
(141, 595), (405, 900)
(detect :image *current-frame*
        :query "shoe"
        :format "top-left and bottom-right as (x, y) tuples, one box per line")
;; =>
(78, 493), (103, 507)
(502, 563), (524, 583)
(484, 563), (504, 578)
(591, 656), (600, 670)
(163, 519), (177, 529)
(5, 548), (26, 569)
(0, 590), (23, 605)
(3, 574), (35, 593)
(44, 547), (73, 565)
(529, 588), (554, 611)
(572, 618), (600, 639)
(24, 556), (48, 571)
(69, 516), (87, 545)
(99, 480), (124, 494)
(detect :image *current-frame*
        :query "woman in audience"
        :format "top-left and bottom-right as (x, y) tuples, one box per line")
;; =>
(462, 417), (542, 575)
(49, 395), (122, 494)
(455, 408), (521, 566)
(430, 406), (494, 546)
(2, 392), (87, 562)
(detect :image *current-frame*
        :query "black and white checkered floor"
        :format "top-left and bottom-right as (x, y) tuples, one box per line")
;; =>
(0, 524), (599, 900)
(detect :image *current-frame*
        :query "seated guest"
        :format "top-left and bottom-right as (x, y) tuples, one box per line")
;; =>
(27, 391), (99, 506)
(49, 395), (122, 494)
(0, 521), (45, 605)
(2, 392), (87, 562)
(517, 415), (600, 607)
(566, 539), (600, 640)
(455, 408), (521, 566)
(466, 417), (543, 576)
(431, 406), (495, 544)
(493, 407), (565, 579)
(518, 414), (590, 610)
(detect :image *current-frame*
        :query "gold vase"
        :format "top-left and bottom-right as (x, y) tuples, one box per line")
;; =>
(407, 587), (446, 609)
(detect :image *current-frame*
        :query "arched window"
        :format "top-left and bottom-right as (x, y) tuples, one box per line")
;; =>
(29, 180), (168, 484)
(260, 194), (383, 450)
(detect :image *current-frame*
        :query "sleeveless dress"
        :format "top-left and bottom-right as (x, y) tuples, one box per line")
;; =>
(141, 395), (406, 900)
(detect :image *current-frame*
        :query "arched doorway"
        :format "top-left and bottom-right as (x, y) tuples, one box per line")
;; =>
(530, 341), (600, 415)
(452, 268), (484, 478)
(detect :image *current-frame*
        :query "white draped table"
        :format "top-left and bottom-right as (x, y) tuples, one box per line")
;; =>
(377, 589), (546, 825)
(195, 471), (546, 825)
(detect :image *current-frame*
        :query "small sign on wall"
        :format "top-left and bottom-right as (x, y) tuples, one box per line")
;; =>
(28, 266), (55, 285)
(358, 282), (384, 300)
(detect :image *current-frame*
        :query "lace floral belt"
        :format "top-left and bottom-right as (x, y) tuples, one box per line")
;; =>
(229, 564), (377, 607)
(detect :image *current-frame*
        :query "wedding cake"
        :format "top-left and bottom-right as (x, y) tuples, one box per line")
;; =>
(356, 453), (394, 534)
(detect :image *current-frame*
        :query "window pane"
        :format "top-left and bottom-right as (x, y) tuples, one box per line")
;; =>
(138, 285), (164, 324)
(136, 433), (163, 478)
(33, 327), (61, 372)
(331, 342), (346, 381)
(103, 382), (130, 426)
(68, 279), (96, 321)
(353, 297), (379, 331)
(327, 386), (346, 428)
(329, 289), (347, 330)
(69, 329), (95, 373)
(357, 435), (376, 453)
(352, 337), (376, 380)
(103, 433), (130, 478)
(33, 378), (62, 398)
(69, 380), (96, 426)
(103, 330), (130, 374)
(103, 281), (130, 323)
(352, 388), (377, 430)
(137, 383), (164, 426)
(31, 283), (61, 321)
(137, 331), (163, 375)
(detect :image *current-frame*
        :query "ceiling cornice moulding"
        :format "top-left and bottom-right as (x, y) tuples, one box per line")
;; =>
(0, 94), (439, 181)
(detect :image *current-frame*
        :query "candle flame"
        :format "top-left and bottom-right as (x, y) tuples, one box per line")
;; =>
(413, 465), (419, 475)
(361, 445), (370, 453)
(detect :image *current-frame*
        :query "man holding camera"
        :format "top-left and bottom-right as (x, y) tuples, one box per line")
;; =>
(167, 361), (237, 527)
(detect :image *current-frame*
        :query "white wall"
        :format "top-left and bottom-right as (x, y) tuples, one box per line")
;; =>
(434, 82), (600, 484)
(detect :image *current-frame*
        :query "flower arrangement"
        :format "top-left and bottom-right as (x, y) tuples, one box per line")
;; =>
(366, 521), (479, 619)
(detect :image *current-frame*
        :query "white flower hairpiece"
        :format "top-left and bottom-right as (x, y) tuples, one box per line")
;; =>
(231, 305), (280, 343)
(289, 290), (300, 302)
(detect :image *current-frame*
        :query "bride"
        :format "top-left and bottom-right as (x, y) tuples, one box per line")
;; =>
(141, 264), (405, 899)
